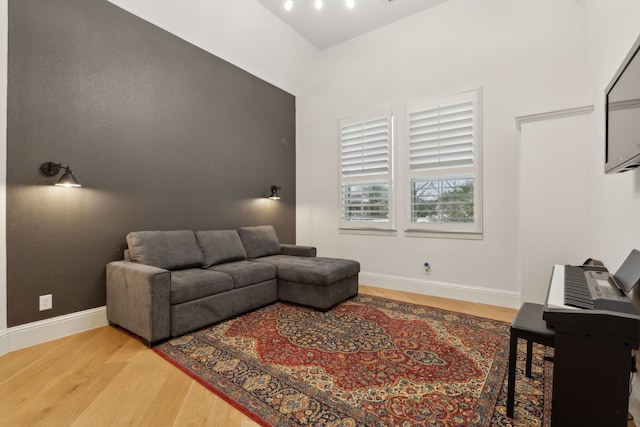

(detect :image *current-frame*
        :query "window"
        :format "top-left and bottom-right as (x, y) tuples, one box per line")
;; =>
(339, 110), (394, 229)
(407, 89), (482, 234)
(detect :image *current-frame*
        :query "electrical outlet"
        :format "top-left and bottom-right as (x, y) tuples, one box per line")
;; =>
(423, 262), (431, 275)
(39, 294), (53, 311)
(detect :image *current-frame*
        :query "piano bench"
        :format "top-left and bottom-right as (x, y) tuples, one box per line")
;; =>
(507, 302), (555, 419)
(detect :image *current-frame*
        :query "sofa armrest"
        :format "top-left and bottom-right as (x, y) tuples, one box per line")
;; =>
(106, 261), (171, 345)
(280, 244), (317, 257)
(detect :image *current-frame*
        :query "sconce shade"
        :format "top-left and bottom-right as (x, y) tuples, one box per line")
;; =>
(41, 161), (82, 188)
(269, 185), (281, 200)
(55, 169), (81, 188)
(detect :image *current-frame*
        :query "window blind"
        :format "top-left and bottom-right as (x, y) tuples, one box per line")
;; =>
(410, 177), (474, 224)
(341, 182), (390, 222)
(409, 101), (474, 171)
(341, 116), (391, 177)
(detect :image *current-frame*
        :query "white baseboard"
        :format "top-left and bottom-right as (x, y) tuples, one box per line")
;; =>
(0, 327), (8, 357)
(0, 306), (108, 356)
(0, 275), (518, 357)
(359, 272), (521, 309)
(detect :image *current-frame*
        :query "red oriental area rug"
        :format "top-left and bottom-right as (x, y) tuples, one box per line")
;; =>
(154, 295), (551, 426)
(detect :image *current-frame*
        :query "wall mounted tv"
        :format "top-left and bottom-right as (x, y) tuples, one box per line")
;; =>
(605, 33), (640, 174)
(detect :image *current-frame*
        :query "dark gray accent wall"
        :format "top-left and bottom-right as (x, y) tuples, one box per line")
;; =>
(7, 0), (296, 327)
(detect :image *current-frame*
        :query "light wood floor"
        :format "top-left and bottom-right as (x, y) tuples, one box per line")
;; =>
(0, 286), (518, 426)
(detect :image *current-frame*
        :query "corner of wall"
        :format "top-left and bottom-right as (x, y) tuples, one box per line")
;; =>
(1, 0), (9, 353)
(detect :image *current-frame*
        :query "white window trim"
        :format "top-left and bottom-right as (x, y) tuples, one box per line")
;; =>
(338, 108), (395, 231)
(404, 88), (483, 236)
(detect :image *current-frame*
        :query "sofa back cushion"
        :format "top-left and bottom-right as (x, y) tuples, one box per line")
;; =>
(237, 226), (282, 259)
(195, 230), (248, 268)
(126, 230), (204, 270)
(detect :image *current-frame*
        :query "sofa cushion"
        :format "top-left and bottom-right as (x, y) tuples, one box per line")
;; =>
(237, 226), (281, 259)
(170, 269), (234, 305)
(195, 230), (248, 268)
(255, 255), (360, 286)
(208, 260), (276, 289)
(127, 230), (204, 270)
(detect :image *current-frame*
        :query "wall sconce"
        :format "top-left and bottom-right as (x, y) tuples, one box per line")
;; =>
(40, 162), (82, 188)
(269, 185), (281, 200)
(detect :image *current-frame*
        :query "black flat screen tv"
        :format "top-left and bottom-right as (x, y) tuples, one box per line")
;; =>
(605, 33), (640, 174)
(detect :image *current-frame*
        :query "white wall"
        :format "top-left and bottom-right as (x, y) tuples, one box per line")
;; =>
(519, 112), (592, 303)
(106, 0), (318, 95)
(585, 0), (640, 270)
(296, 0), (591, 307)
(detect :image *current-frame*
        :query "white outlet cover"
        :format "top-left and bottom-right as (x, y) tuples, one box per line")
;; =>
(39, 294), (53, 311)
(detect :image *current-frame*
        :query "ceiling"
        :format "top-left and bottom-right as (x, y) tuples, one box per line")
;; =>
(255, 0), (449, 50)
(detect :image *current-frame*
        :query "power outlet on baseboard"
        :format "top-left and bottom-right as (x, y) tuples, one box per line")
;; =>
(423, 262), (431, 275)
(39, 294), (53, 311)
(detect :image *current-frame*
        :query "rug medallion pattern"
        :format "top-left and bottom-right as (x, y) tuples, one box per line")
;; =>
(155, 295), (550, 426)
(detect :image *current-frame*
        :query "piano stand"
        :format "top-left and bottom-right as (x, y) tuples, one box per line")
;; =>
(551, 330), (632, 426)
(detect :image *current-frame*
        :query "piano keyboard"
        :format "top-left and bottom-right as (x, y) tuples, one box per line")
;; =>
(564, 265), (595, 309)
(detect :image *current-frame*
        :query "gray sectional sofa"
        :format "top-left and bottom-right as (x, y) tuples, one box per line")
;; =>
(106, 226), (360, 346)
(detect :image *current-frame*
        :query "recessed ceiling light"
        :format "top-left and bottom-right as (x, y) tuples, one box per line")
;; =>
(283, 0), (357, 13)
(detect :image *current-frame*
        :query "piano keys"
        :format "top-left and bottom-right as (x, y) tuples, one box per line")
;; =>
(547, 263), (639, 311)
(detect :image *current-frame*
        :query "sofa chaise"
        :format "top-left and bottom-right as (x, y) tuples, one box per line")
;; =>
(106, 226), (360, 346)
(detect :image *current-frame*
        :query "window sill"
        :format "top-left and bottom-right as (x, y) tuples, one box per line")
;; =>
(339, 227), (398, 237)
(404, 229), (483, 240)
